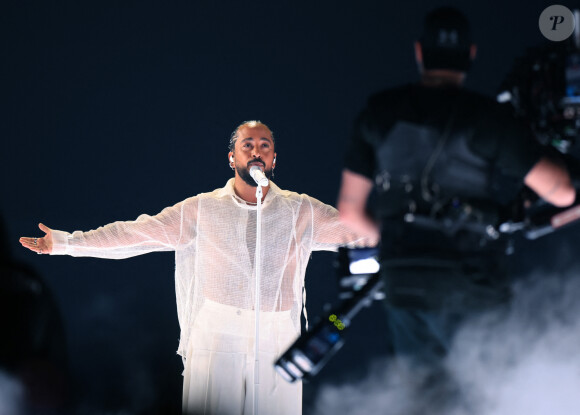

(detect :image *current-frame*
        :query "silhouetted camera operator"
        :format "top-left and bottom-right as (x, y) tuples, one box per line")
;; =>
(337, 6), (576, 412)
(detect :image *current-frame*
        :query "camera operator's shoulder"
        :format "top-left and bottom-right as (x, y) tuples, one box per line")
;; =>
(361, 85), (417, 127)
(458, 88), (498, 110)
(459, 89), (517, 126)
(367, 84), (414, 109)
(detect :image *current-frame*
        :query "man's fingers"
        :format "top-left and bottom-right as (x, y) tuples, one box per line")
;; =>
(19, 225), (51, 255)
(19, 238), (41, 251)
(38, 223), (51, 234)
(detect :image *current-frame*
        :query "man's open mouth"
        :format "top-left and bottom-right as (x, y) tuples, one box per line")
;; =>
(248, 161), (265, 168)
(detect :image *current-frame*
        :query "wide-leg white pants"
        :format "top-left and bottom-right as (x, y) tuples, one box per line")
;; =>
(182, 300), (302, 415)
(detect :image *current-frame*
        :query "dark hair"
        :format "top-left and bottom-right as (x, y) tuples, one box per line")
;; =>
(228, 120), (275, 152)
(419, 7), (472, 72)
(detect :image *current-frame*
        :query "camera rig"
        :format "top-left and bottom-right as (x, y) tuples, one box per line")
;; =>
(276, 30), (580, 383)
(497, 13), (580, 159)
(495, 19), (580, 237)
(274, 192), (580, 383)
(274, 247), (382, 383)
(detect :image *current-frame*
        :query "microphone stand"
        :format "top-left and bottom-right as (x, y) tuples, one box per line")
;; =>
(253, 182), (264, 415)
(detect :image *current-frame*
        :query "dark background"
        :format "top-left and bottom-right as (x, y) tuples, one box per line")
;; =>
(2, 1), (580, 413)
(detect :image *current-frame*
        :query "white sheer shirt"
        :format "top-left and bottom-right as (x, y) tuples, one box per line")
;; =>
(50, 179), (373, 358)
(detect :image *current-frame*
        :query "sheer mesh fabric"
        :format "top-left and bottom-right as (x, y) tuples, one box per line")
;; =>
(50, 178), (371, 359)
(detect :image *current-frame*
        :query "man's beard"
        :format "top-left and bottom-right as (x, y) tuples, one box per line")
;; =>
(236, 163), (274, 187)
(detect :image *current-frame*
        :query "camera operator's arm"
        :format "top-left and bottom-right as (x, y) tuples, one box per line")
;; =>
(524, 157), (576, 207)
(306, 194), (378, 250)
(337, 169), (379, 241)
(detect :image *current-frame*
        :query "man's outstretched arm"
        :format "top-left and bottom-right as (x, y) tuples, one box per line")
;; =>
(18, 199), (196, 259)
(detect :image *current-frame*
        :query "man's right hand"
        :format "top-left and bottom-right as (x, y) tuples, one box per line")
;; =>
(20, 223), (54, 255)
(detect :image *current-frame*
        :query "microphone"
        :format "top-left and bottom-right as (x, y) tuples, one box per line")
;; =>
(250, 165), (269, 186)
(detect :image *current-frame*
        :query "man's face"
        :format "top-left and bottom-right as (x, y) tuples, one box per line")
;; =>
(229, 125), (276, 187)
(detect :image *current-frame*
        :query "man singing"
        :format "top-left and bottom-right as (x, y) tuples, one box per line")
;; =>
(20, 120), (374, 415)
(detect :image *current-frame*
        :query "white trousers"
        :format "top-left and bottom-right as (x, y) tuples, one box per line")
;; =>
(182, 300), (302, 415)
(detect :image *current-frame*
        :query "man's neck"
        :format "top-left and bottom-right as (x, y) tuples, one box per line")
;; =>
(233, 177), (270, 204)
(420, 70), (465, 87)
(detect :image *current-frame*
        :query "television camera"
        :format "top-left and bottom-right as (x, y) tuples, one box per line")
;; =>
(276, 24), (580, 383)
(496, 14), (580, 238)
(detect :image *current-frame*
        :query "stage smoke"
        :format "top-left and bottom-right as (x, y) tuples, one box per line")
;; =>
(0, 371), (25, 415)
(448, 269), (580, 415)
(313, 267), (580, 415)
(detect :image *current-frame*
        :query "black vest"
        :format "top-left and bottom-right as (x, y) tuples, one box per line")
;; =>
(374, 118), (493, 218)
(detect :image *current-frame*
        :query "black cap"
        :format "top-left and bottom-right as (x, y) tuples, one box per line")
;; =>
(419, 7), (472, 71)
